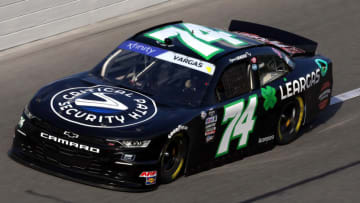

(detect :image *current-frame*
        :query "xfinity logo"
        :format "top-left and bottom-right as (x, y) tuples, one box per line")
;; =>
(40, 132), (100, 154)
(50, 85), (157, 128)
(126, 42), (157, 55)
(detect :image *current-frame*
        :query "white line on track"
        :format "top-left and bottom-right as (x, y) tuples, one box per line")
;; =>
(330, 87), (360, 105)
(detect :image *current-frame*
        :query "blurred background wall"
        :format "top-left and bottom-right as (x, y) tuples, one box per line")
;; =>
(0, 0), (167, 51)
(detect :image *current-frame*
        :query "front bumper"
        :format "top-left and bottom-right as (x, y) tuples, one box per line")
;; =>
(9, 118), (161, 192)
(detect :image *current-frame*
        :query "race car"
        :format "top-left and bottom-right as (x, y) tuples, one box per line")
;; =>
(10, 20), (333, 191)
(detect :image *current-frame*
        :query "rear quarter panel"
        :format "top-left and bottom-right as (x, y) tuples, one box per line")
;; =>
(289, 55), (333, 123)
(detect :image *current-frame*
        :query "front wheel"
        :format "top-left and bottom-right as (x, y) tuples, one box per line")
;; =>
(276, 96), (305, 145)
(160, 133), (187, 184)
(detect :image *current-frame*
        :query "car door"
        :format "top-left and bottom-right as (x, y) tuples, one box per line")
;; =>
(185, 47), (295, 173)
(208, 58), (261, 161)
(210, 47), (293, 160)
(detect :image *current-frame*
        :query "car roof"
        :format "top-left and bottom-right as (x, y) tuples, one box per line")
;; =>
(130, 21), (264, 63)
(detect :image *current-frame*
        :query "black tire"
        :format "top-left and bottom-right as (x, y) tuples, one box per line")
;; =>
(160, 133), (187, 184)
(276, 96), (305, 145)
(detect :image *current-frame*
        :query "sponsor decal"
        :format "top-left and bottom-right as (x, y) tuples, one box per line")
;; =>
(168, 125), (188, 139)
(173, 54), (203, 67)
(40, 132), (100, 153)
(156, 52), (216, 75)
(205, 116), (217, 125)
(315, 59), (328, 77)
(319, 89), (331, 101)
(205, 123), (216, 129)
(206, 135), (215, 143)
(261, 86), (277, 111)
(145, 23), (248, 60)
(279, 69), (321, 100)
(319, 98), (329, 110)
(146, 177), (156, 185)
(119, 40), (216, 75)
(51, 85), (157, 128)
(205, 123), (217, 141)
(139, 171), (157, 185)
(18, 116), (25, 128)
(204, 109), (217, 142)
(321, 81), (331, 92)
(208, 109), (216, 116)
(118, 40), (166, 57)
(205, 128), (216, 136)
(236, 32), (305, 54)
(251, 57), (257, 64)
(139, 171), (157, 177)
(251, 64), (258, 71)
(318, 81), (331, 110)
(229, 52), (251, 63)
(258, 135), (275, 143)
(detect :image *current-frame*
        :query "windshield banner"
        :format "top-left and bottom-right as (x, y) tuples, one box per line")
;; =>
(119, 40), (216, 75)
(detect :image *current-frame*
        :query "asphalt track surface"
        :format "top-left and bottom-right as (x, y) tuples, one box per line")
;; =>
(1, 0), (360, 202)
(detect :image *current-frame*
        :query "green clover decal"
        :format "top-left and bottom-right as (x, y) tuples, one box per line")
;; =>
(315, 59), (328, 77)
(261, 86), (277, 111)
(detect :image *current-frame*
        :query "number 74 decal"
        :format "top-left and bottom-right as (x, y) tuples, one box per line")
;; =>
(216, 95), (258, 158)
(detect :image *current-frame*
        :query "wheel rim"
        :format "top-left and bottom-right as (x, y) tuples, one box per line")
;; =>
(278, 97), (304, 140)
(162, 136), (185, 177)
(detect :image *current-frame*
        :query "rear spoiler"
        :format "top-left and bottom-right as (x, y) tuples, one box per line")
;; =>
(229, 20), (317, 56)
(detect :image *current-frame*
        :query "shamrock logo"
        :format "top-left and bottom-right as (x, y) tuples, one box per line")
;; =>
(261, 86), (277, 111)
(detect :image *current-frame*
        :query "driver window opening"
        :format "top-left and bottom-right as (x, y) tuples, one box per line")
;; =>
(216, 61), (253, 102)
(257, 50), (289, 86)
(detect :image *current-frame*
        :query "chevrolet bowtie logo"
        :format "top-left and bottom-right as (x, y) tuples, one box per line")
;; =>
(64, 131), (79, 139)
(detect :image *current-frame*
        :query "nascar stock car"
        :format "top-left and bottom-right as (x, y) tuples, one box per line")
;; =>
(10, 20), (333, 191)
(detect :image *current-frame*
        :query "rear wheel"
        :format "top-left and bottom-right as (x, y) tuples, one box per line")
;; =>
(276, 96), (304, 145)
(160, 133), (187, 183)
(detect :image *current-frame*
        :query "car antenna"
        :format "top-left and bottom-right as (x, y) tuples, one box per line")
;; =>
(164, 38), (172, 45)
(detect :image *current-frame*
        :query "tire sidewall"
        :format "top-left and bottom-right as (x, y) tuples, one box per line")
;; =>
(159, 133), (187, 183)
(276, 96), (304, 145)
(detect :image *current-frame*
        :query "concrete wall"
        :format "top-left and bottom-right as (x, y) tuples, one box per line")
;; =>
(0, 0), (167, 51)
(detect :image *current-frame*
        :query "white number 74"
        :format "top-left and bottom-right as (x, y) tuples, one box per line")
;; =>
(216, 95), (258, 158)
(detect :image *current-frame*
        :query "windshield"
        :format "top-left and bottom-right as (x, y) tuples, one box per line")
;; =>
(99, 49), (214, 107)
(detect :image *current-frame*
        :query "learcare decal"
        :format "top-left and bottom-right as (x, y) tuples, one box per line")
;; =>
(51, 85), (157, 128)
(261, 86), (277, 111)
(144, 23), (248, 60)
(280, 69), (321, 100)
(216, 95), (258, 158)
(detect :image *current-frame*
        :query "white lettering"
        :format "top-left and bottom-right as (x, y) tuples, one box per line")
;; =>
(128, 112), (142, 119)
(85, 114), (96, 122)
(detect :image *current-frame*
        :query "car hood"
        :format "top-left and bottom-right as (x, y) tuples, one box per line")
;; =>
(27, 72), (200, 139)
